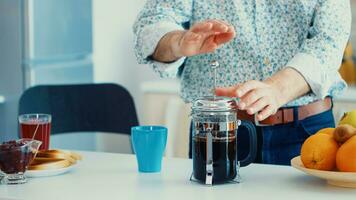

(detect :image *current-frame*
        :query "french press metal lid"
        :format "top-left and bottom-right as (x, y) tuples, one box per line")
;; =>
(192, 96), (238, 112)
(192, 96), (240, 132)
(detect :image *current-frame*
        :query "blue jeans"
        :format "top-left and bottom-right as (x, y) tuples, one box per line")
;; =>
(189, 108), (335, 165)
(239, 108), (335, 165)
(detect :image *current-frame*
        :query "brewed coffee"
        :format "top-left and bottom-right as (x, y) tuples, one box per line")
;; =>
(193, 131), (237, 184)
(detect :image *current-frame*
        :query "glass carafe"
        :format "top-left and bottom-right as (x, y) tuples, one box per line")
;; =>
(191, 96), (257, 185)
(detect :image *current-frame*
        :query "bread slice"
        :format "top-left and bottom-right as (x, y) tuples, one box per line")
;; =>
(29, 159), (71, 170)
(38, 149), (82, 160)
(31, 157), (65, 165)
(36, 150), (77, 164)
(70, 151), (82, 161)
(29, 149), (82, 171)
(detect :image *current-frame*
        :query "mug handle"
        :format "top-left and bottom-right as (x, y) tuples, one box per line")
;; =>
(238, 120), (258, 167)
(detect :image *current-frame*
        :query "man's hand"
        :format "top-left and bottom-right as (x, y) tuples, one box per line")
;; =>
(173, 20), (236, 57)
(215, 68), (310, 121)
(153, 20), (236, 62)
(215, 81), (283, 121)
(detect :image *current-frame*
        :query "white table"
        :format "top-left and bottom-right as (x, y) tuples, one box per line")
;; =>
(0, 151), (355, 200)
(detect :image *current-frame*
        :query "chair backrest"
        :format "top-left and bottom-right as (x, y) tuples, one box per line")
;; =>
(19, 84), (139, 135)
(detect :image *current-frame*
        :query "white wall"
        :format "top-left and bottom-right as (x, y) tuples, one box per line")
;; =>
(93, 0), (162, 121)
(351, 1), (356, 46)
(0, 0), (24, 142)
(92, 1), (192, 156)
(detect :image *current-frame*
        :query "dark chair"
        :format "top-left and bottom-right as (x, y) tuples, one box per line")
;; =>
(19, 84), (139, 136)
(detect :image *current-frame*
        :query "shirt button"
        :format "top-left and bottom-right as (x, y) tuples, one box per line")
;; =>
(264, 57), (271, 66)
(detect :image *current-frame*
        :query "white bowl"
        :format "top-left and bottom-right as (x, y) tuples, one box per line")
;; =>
(291, 156), (356, 188)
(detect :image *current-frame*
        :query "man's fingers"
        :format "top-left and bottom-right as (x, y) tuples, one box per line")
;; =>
(215, 86), (239, 97)
(214, 27), (236, 45)
(257, 105), (275, 121)
(216, 80), (266, 101)
(191, 22), (213, 33)
(214, 19), (231, 27)
(214, 20), (236, 34)
(183, 20), (235, 55)
(207, 20), (229, 33)
(181, 31), (201, 43)
(239, 88), (266, 110)
(199, 35), (218, 53)
(235, 80), (263, 98)
(200, 29), (236, 52)
(191, 20), (229, 34)
(245, 97), (269, 115)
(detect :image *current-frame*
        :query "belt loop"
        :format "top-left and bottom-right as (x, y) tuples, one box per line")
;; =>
(293, 107), (299, 127)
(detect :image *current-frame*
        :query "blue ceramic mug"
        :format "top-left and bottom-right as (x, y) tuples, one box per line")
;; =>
(131, 126), (168, 173)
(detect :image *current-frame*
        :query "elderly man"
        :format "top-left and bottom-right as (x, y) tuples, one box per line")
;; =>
(133, 0), (351, 165)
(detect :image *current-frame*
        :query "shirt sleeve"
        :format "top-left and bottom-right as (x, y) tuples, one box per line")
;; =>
(133, 0), (193, 78)
(286, 0), (351, 99)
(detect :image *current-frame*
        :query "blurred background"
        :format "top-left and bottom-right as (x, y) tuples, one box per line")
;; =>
(0, 0), (356, 158)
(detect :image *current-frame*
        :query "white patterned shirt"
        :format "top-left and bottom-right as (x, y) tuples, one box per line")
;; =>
(133, 0), (351, 106)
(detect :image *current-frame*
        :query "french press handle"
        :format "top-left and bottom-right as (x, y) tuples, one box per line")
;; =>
(238, 120), (258, 167)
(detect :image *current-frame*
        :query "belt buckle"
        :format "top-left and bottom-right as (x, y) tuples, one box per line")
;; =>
(254, 113), (269, 127)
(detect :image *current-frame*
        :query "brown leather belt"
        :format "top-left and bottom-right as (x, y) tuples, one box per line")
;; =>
(237, 97), (332, 126)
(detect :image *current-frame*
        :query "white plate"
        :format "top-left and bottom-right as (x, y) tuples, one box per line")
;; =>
(291, 156), (356, 188)
(25, 164), (76, 178)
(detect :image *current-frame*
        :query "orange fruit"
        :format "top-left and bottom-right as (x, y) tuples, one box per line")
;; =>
(336, 135), (356, 172)
(301, 133), (339, 170)
(316, 128), (335, 136)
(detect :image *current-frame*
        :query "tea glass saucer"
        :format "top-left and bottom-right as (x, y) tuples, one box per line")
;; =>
(25, 164), (76, 178)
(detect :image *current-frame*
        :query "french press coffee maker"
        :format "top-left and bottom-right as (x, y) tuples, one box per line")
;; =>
(190, 61), (258, 185)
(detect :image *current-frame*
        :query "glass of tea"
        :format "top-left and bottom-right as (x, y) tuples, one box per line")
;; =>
(19, 114), (52, 151)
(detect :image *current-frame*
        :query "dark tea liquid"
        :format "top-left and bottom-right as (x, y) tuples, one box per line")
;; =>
(20, 122), (51, 150)
(193, 131), (237, 184)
